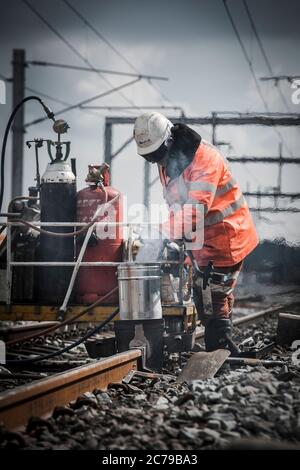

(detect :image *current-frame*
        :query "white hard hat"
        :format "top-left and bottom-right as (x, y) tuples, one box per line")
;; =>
(133, 112), (173, 156)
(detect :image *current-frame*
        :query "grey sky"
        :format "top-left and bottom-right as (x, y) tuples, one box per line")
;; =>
(0, 0), (299, 242)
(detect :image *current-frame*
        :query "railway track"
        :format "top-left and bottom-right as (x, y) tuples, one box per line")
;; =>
(0, 322), (60, 343)
(0, 299), (299, 437)
(0, 350), (141, 431)
(195, 302), (292, 340)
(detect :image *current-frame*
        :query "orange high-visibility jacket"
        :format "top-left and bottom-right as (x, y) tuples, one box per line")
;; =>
(159, 140), (259, 267)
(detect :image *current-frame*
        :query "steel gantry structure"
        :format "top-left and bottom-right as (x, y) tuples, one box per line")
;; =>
(104, 112), (300, 213)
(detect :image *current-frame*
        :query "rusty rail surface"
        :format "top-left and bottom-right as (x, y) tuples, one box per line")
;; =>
(0, 322), (60, 343)
(195, 303), (294, 339)
(232, 304), (284, 327)
(0, 350), (141, 430)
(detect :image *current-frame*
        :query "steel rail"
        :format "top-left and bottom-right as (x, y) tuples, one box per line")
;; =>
(232, 304), (285, 327)
(195, 303), (293, 339)
(0, 322), (59, 343)
(0, 350), (141, 430)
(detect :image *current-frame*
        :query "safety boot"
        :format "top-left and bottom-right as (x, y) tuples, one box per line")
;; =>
(204, 318), (240, 356)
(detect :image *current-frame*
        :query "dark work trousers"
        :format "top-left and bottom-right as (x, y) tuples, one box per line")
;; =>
(193, 260), (244, 326)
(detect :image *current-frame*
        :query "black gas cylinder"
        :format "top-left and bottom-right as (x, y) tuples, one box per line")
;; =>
(36, 160), (76, 304)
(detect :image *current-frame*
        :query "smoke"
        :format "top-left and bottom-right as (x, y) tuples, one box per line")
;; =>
(135, 236), (164, 263)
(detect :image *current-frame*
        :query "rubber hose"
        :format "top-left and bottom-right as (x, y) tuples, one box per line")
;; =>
(6, 307), (119, 365)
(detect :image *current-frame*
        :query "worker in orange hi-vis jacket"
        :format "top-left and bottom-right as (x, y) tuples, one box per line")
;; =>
(133, 112), (259, 356)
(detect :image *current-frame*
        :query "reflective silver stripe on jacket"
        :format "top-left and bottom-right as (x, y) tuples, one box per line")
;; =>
(187, 180), (217, 194)
(165, 176), (238, 208)
(215, 177), (236, 197)
(204, 194), (245, 227)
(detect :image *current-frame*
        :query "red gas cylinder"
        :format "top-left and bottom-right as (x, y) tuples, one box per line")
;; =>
(76, 164), (123, 304)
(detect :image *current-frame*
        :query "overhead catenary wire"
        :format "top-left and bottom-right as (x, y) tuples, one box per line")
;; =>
(26, 87), (70, 107)
(242, 0), (292, 113)
(222, 0), (294, 158)
(1, 70), (176, 121)
(27, 60), (169, 82)
(25, 87), (108, 119)
(80, 105), (182, 110)
(215, 111), (300, 117)
(25, 77), (141, 127)
(0, 71), (69, 107)
(61, 0), (179, 110)
(0, 71), (106, 120)
(261, 75), (300, 82)
(222, 1), (272, 111)
(26, 85), (112, 119)
(62, 0), (138, 74)
(223, 1), (300, 216)
(22, 0), (140, 110)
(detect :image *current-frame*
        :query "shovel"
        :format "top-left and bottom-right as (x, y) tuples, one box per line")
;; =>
(177, 350), (286, 383)
(177, 349), (231, 382)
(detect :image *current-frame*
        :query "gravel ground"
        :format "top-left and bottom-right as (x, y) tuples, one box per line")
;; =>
(0, 310), (300, 450)
(1, 311), (300, 450)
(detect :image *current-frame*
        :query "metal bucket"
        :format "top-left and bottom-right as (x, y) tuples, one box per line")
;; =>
(118, 263), (162, 320)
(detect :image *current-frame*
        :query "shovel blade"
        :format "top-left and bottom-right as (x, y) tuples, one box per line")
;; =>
(177, 349), (230, 382)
